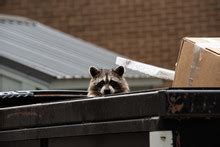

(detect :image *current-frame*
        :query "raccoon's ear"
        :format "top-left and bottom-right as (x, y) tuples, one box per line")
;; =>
(113, 66), (125, 77)
(89, 66), (100, 78)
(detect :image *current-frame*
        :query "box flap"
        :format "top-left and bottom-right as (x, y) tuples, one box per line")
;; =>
(184, 37), (220, 55)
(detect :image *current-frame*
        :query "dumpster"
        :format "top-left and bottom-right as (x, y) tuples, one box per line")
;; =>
(0, 88), (220, 147)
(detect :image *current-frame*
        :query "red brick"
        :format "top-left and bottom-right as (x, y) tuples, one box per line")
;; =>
(0, 0), (219, 69)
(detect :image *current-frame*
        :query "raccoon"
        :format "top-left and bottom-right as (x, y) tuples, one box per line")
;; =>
(87, 66), (130, 97)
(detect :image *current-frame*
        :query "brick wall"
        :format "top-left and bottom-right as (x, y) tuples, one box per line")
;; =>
(0, 0), (219, 69)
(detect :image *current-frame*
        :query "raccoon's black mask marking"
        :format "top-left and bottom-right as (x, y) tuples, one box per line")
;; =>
(87, 66), (130, 97)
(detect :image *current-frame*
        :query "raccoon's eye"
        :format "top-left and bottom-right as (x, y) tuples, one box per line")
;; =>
(96, 80), (105, 88)
(109, 80), (120, 88)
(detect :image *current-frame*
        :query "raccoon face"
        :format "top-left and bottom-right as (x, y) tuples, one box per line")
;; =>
(87, 66), (130, 97)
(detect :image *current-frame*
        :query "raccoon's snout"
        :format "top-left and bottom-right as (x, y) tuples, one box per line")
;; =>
(104, 89), (111, 94)
(101, 85), (115, 95)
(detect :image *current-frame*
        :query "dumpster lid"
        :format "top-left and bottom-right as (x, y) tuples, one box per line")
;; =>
(0, 90), (87, 107)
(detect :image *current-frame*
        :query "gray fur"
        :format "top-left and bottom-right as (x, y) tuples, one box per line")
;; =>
(87, 66), (130, 97)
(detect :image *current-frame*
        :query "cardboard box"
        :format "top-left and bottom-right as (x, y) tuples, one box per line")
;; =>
(173, 37), (220, 87)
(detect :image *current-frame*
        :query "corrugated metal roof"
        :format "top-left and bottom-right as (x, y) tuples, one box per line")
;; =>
(0, 15), (146, 79)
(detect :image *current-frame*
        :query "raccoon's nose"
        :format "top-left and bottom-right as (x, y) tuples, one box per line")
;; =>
(104, 89), (111, 94)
